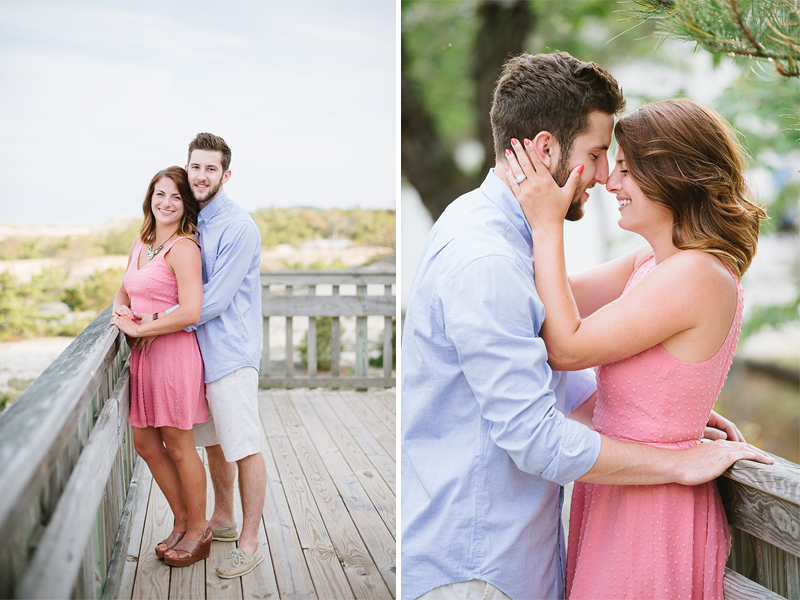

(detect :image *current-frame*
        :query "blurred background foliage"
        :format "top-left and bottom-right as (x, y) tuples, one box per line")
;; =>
(402, 0), (799, 460)
(0, 207), (395, 343)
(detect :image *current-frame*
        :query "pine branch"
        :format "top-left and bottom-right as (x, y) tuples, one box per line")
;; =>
(624, 0), (800, 77)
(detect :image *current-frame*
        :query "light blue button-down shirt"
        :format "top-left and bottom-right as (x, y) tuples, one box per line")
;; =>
(401, 170), (602, 600)
(191, 189), (262, 383)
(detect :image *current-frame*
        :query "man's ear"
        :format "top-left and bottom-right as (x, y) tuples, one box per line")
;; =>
(222, 170), (232, 184)
(531, 131), (561, 170)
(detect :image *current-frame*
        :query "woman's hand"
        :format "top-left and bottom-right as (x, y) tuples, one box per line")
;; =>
(704, 410), (746, 442)
(503, 138), (584, 233)
(111, 314), (142, 337)
(113, 305), (135, 320)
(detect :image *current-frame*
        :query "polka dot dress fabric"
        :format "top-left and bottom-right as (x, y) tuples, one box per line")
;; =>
(566, 254), (742, 600)
(124, 237), (208, 431)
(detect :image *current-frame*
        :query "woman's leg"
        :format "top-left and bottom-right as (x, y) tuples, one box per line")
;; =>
(160, 426), (208, 545)
(132, 426), (188, 534)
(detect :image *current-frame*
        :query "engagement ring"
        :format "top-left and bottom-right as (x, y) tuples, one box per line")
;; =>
(515, 174), (527, 184)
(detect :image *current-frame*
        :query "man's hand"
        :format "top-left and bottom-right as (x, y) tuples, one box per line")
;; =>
(676, 439), (773, 486)
(132, 335), (158, 354)
(704, 409), (745, 442)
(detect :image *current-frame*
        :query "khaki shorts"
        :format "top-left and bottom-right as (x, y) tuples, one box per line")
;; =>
(193, 366), (261, 462)
(418, 581), (511, 600)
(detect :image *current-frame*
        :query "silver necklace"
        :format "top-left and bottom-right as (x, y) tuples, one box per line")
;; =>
(147, 232), (176, 260)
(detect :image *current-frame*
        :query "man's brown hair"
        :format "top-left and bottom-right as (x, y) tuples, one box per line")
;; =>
(490, 51), (625, 163)
(187, 132), (232, 172)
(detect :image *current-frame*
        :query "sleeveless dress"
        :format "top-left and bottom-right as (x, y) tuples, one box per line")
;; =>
(566, 254), (742, 600)
(123, 237), (208, 430)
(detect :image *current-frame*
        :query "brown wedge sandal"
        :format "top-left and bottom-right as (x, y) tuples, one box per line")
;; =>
(164, 527), (212, 567)
(155, 530), (186, 559)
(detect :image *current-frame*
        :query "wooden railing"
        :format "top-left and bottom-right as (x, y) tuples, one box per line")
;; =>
(720, 454), (800, 599)
(260, 269), (396, 389)
(0, 305), (134, 599)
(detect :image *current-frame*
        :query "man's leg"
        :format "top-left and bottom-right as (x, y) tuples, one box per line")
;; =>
(235, 451), (267, 556)
(206, 443), (237, 529)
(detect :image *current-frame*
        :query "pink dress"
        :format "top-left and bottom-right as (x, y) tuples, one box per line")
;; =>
(123, 237), (208, 430)
(566, 254), (741, 600)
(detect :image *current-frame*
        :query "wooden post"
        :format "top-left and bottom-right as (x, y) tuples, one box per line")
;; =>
(286, 285), (294, 383)
(383, 283), (393, 380)
(355, 284), (368, 380)
(332, 285), (341, 378)
(308, 285), (317, 379)
(261, 283), (271, 377)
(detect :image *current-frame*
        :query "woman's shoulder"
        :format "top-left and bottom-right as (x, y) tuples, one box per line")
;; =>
(662, 250), (737, 293)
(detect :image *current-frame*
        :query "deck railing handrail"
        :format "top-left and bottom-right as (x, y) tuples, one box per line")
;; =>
(719, 453), (800, 599)
(0, 305), (133, 599)
(260, 268), (396, 389)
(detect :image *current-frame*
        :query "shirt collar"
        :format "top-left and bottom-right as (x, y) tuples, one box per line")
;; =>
(480, 169), (533, 247)
(198, 188), (229, 224)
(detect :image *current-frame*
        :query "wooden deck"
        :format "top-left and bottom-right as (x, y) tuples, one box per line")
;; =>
(116, 388), (396, 600)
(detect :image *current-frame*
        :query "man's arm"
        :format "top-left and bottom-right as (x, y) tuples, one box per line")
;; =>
(440, 255), (601, 486)
(194, 220), (259, 328)
(580, 434), (773, 486)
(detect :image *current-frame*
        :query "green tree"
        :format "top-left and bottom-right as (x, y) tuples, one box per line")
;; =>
(402, 0), (662, 220)
(626, 0), (800, 78)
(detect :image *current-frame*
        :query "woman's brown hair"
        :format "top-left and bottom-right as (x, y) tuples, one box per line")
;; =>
(139, 166), (199, 245)
(615, 98), (768, 278)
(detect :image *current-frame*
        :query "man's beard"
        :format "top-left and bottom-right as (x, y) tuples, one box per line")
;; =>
(194, 179), (223, 204)
(552, 160), (586, 222)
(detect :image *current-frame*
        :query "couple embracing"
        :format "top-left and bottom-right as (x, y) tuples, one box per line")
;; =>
(110, 133), (266, 578)
(402, 52), (773, 600)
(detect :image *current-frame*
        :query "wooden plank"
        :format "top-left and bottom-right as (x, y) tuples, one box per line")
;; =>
(756, 539), (787, 597)
(307, 392), (396, 536)
(723, 567), (784, 600)
(286, 315), (295, 380)
(308, 316), (318, 378)
(259, 376), (395, 390)
(308, 286), (317, 378)
(313, 392), (395, 494)
(337, 391), (395, 457)
(263, 295), (396, 318)
(104, 458), (151, 600)
(17, 369), (131, 599)
(273, 392), (392, 599)
(382, 316), (393, 380)
(262, 315), (271, 376)
(728, 527), (759, 582)
(372, 389), (397, 416)
(261, 271), (395, 287)
(723, 454), (800, 506)
(356, 285), (368, 382)
(261, 392), (354, 599)
(787, 553), (799, 600)
(168, 550), (205, 600)
(131, 481), (172, 600)
(355, 390), (395, 435)
(257, 392), (317, 600)
(718, 475), (800, 558)
(0, 309), (124, 544)
(291, 390), (396, 592)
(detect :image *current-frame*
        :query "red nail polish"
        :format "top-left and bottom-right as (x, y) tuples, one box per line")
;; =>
(506, 148), (512, 156)
(511, 138), (518, 146)
(506, 166), (510, 172)
(524, 139), (531, 147)
(577, 164), (585, 174)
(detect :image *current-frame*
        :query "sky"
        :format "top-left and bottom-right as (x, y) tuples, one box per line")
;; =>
(0, 0), (396, 224)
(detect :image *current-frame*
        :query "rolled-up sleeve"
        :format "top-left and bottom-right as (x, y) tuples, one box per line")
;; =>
(439, 254), (601, 485)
